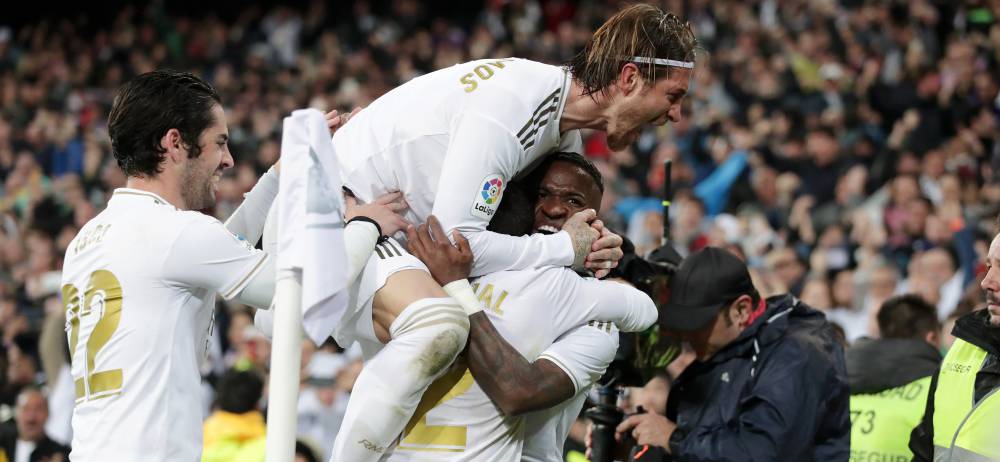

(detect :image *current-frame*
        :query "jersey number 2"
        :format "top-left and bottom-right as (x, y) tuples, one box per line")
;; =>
(399, 362), (474, 452)
(62, 269), (124, 402)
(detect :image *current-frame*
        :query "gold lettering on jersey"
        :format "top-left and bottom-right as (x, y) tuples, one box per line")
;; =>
(401, 360), (474, 451)
(64, 269), (125, 401)
(473, 283), (509, 315)
(477, 283), (494, 308)
(63, 284), (80, 359)
(74, 224), (112, 255)
(474, 65), (494, 80)
(459, 58), (515, 93)
(492, 290), (508, 315)
(461, 73), (478, 93)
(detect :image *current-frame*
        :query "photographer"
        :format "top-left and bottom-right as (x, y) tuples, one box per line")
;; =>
(615, 247), (850, 460)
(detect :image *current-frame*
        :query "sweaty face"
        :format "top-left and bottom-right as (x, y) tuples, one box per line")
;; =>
(982, 234), (1000, 327)
(532, 161), (602, 235)
(606, 68), (691, 151)
(181, 104), (233, 210)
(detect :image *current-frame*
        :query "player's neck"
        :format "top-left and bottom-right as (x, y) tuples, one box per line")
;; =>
(559, 79), (611, 133)
(125, 175), (188, 210)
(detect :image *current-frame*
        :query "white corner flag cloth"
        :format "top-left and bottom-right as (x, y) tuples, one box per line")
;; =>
(277, 108), (349, 345)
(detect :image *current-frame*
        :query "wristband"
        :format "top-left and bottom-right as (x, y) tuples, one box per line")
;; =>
(443, 279), (483, 315)
(347, 216), (382, 237)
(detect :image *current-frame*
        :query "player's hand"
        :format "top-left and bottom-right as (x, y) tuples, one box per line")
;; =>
(326, 107), (362, 135)
(344, 191), (410, 236)
(585, 220), (623, 279)
(562, 209), (600, 269)
(406, 215), (473, 286)
(615, 412), (676, 452)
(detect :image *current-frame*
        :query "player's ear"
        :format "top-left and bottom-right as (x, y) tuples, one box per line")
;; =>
(617, 62), (640, 95)
(161, 128), (185, 165)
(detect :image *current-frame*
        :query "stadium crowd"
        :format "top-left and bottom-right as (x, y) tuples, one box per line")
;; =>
(0, 0), (997, 460)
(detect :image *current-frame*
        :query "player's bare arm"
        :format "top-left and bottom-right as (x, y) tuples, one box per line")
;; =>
(407, 216), (576, 415)
(464, 313), (576, 415)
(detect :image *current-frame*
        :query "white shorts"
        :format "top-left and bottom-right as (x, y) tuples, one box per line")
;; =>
(333, 236), (429, 358)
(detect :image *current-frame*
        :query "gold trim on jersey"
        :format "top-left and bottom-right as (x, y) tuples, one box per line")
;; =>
(222, 253), (269, 299)
(112, 189), (178, 209)
(537, 352), (579, 392)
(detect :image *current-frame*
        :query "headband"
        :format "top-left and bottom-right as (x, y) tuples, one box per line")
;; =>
(631, 56), (695, 69)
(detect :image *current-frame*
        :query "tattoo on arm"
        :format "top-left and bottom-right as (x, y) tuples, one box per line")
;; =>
(570, 228), (591, 267)
(466, 312), (575, 415)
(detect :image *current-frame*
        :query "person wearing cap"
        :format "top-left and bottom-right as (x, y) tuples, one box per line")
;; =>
(616, 246), (850, 460)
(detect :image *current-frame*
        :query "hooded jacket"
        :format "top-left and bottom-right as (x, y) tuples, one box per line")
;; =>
(846, 337), (941, 394)
(665, 294), (850, 461)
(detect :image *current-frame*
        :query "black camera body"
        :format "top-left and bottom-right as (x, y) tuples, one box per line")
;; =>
(586, 243), (682, 462)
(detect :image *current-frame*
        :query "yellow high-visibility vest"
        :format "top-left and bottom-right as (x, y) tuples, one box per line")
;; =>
(932, 338), (1000, 461)
(849, 375), (932, 461)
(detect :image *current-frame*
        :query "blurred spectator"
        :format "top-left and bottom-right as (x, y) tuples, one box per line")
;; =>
(201, 369), (266, 462)
(296, 351), (349, 458)
(1, 341), (38, 408)
(846, 295), (941, 461)
(764, 247), (807, 296)
(0, 387), (69, 462)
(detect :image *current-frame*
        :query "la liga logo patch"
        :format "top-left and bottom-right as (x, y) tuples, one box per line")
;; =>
(471, 173), (505, 219)
(481, 177), (503, 204)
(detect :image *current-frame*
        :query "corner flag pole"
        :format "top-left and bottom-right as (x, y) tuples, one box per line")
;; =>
(265, 268), (302, 462)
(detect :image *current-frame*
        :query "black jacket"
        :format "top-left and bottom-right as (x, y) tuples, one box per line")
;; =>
(846, 337), (941, 394)
(0, 422), (70, 462)
(908, 309), (1000, 461)
(665, 294), (850, 461)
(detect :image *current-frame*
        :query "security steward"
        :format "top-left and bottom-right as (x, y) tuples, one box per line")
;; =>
(909, 225), (1000, 461)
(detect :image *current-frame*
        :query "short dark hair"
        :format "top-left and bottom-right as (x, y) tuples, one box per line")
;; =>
(108, 70), (222, 178)
(216, 369), (264, 414)
(568, 4), (698, 97)
(877, 294), (940, 340)
(529, 151), (604, 194)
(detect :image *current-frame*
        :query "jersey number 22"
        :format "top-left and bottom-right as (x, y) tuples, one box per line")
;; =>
(62, 270), (125, 403)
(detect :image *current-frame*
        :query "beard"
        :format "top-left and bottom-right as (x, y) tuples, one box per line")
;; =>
(606, 130), (633, 152)
(180, 161), (217, 210)
(988, 292), (1000, 327)
(605, 106), (646, 151)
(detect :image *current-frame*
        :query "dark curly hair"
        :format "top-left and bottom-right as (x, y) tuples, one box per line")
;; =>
(108, 70), (222, 178)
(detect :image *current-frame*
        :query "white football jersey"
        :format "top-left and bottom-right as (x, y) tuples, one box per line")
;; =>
(383, 267), (650, 461)
(521, 324), (618, 462)
(61, 189), (268, 462)
(332, 58), (584, 276)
